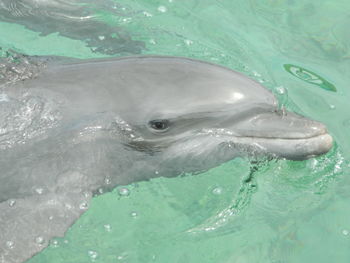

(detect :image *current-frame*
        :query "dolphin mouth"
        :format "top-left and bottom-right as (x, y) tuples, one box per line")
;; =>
(232, 132), (333, 160)
(232, 111), (328, 139)
(225, 111), (333, 160)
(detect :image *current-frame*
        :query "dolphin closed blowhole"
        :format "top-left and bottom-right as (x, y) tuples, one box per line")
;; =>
(0, 56), (333, 262)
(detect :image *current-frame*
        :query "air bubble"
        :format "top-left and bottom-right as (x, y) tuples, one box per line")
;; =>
(143, 11), (153, 17)
(131, 211), (138, 218)
(82, 191), (91, 198)
(276, 86), (287, 95)
(6, 241), (14, 249)
(149, 39), (157, 45)
(118, 187), (130, 197)
(104, 224), (112, 232)
(212, 187), (223, 195)
(157, 6), (167, 12)
(50, 239), (59, 247)
(154, 170), (159, 175)
(104, 177), (111, 185)
(184, 39), (193, 46)
(88, 250), (98, 261)
(79, 202), (89, 210)
(65, 203), (73, 210)
(252, 71), (261, 78)
(98, 35), (105, 40)
(342, 229), (349, 236)
(329, 104), (336, 110)
(8, 199), (16, 207)
(35, 236), (45, 245)
(35, 187), (44, 195)
(117, 254), (127, 261)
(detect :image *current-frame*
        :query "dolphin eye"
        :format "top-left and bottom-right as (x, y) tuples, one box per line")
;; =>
(149, 119), (169, 131)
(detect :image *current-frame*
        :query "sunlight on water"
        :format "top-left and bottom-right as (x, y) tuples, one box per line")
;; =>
(0, 0), (349, 262)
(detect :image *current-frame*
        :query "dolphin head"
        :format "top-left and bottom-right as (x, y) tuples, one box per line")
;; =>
(95, 57), (333, 166)
(94, 57), (332, 161)
(33, 56), (333, 175)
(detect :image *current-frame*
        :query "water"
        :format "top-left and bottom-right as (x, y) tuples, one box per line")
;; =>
(0, 0), (349, 262)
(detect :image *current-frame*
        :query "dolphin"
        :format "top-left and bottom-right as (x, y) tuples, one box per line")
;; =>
(0, 55), (332, 262)
(0, 0), (145, 55)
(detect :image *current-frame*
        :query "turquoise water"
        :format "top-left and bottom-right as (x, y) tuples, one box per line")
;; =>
(1, 0), (350, 262)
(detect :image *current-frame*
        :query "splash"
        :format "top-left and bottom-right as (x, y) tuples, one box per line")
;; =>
(186, 160), (269, 234)
(0, 49), (46, 85)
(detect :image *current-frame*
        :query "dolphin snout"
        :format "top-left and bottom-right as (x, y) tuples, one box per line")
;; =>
(228, 110), (333, 160)
(234, 111), (328, 140)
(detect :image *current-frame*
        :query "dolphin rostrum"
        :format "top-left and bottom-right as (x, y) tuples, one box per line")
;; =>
(0, 56), (333, 262)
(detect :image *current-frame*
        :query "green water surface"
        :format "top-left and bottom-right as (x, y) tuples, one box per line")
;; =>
(1, 0), (350, 262)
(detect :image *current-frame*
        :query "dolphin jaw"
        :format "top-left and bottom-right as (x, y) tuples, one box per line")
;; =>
(230, 132), (333, 160)
(195, 128), (333, 160)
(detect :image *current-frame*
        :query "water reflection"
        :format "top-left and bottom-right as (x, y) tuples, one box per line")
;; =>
(284, 64), (337, 92)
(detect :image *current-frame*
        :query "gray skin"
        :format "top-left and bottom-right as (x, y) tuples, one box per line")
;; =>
(0, 56), (332, 262)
